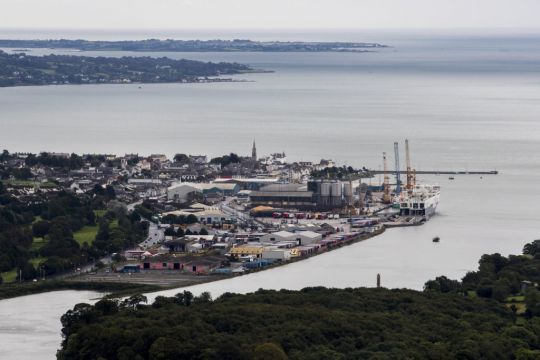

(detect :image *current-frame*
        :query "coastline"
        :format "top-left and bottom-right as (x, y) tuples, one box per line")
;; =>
(0, 225), (386, 301)
(0, 280), (162, 301)
(0, 76), (268, 89)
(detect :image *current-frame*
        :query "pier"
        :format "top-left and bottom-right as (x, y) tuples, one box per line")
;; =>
(370, 170), (498, 175)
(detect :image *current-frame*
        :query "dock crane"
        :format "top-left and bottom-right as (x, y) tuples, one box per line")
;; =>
(405, 139), (413, 193)
(393, 141), (401, 195)
(382, 152), (391, 204)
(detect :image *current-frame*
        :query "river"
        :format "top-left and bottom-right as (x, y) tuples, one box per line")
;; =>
(0, 29), (539, 358)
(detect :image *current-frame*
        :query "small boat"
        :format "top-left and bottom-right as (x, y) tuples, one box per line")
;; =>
(432, 236), (440, 243)
(448, 176), (455, 180)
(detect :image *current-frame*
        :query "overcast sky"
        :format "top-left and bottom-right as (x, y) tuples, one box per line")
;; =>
(1, 0), (539, 30)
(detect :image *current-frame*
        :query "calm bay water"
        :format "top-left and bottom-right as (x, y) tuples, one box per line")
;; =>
(0, 30), (539, 359)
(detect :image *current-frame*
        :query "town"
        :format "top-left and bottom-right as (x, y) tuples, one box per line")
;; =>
(0, 140), (438, 288)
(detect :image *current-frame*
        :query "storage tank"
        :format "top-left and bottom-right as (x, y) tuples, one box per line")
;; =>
(331, 182), (342, 197)
(321, 182), (332, 196)
(343, 182), (353, 197)
(344, 182), (353, 206)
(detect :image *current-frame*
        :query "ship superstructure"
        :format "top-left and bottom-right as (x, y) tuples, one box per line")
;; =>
(393, 139), (440, 220)
(397, 184), (440, 219)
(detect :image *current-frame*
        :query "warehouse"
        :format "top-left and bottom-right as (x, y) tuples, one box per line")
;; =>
(249, 184), (315, 209)
(262, 248), (291, 261)
(259, 230), (323, 246)
(167, 183), (201, 202)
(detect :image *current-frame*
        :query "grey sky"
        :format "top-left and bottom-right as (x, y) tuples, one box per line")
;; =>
(1, 0), (539, 29)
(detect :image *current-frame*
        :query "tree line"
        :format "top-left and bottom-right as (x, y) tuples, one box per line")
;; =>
(0, 183), (148, 282)
(57, 240), (540, 359)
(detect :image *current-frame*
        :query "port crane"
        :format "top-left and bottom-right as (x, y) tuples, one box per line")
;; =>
(405, 139), (414, 193)
(393, 141), (401, 195)
(382, 152), (391, 204)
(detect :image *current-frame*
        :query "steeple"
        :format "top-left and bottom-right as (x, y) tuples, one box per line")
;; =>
(251, 140), (257, 161)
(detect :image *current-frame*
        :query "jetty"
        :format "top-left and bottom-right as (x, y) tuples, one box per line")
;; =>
(370, 170), (498, 175)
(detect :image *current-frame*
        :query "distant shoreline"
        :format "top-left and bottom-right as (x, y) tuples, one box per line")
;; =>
(0, 49), (268, 88)
(0, 38), (387, 53)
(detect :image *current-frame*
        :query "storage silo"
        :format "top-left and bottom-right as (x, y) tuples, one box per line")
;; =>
(343, 182), (353, 206)
(330, 181), (342, 206)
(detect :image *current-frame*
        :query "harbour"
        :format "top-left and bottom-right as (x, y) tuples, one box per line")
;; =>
(1, 29), (540, 359)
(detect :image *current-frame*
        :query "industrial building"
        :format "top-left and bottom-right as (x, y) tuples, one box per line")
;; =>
(308, 180), (354, 209)
(259, 230), (322, 246)
(167, 182), (240, 203)
(214, 177), (280, 190)
(248, 180), (354, 210)
(167, 183), (201, 203)
(249, 183), (315, 209)
(262, 248), (291, 261)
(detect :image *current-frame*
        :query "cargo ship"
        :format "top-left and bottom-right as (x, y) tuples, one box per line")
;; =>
(397, 184), (440, 219)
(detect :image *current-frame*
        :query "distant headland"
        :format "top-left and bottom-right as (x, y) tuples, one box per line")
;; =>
(0, 38), (387, 52)
(0, 50), (261, 87)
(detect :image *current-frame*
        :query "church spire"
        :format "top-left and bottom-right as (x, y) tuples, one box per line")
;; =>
(251, 140), (257, 161)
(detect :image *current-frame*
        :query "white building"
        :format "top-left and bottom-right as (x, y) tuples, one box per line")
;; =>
(259, 230), (322, 246)
(259, 230), (296, 243)
(167, 183), (202, 202)
(294, 231), (323, 245)
(262, 248), (291, 261)
(196, 209), (232, 224)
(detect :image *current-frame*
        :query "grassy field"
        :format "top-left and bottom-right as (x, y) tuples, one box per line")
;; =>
(30, 237), (48, 251)
(72, 216), (119, 246)
(505, 295), (527, 315)
(94, 209), (107, 217)
(1, 269), (18, 283)
(73, 225), (98, 246)
(30, 257), (47, 267)
(2, 210), (121, 284)
(3, 180), (57, 188)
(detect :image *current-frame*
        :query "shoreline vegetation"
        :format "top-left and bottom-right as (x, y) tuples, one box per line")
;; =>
(56, 239), (540, 359)
(0, 280), (161, 301)
(0, 50), (261, 88)
(0, 38), (387, 52)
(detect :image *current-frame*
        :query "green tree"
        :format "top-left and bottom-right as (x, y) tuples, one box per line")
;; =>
(173, 153), (191, 164)
(176, 227), (185, 237)
(516, 348), (540, 360)
(32, 220), (51, 239)
(21, 262), (37, 280)
(524, 288), (540, 317)
(164, 226), (176, 237)
(253, 343), (288, 360)
(174, 291), (194, 306)
(186, 214), (198, 224)
(424, 276), (461, 293)
(117, 346), (141, 360)
(523, 240), (540, 257)
(149, 337), (185, 360)
(121, 294), (148, 309)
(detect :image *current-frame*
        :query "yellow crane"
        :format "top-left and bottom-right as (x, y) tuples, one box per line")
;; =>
(382, 152), (391, 204)
(405, 139), (414, 193)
